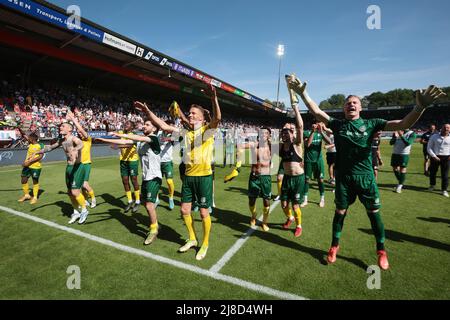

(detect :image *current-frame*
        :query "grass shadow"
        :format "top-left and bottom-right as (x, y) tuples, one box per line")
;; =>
(223, 186), (248, 197)
(86, 196), (184, 245)
(254, 226), (368, 270)
(100, 193), (126, 210)
(213, 205), (368, 270)
(359, 228), (450, 252)
(52, 200), (73, 217)
(417, 217), (450, 226)
(377, 183), (431, 193)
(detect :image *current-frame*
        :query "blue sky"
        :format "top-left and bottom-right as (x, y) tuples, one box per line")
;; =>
(51, 0), (450, 108)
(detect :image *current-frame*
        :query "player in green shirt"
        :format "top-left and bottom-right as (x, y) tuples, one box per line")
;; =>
(302, 122), (331, 208)
(287, 74), (446, 270)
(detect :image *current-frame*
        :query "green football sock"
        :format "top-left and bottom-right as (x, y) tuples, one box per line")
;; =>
(332, 212), (346, 247)
(367, 211), (385, 251)
(399, 172), (406, 185)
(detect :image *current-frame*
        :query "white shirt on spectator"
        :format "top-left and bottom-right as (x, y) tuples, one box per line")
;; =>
(427, 133), (450, 158)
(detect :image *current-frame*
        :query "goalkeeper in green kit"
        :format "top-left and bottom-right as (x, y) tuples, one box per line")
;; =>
(287, 74), (446, 270)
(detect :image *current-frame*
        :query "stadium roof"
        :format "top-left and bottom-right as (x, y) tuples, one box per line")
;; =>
(0, 0), (286, 117)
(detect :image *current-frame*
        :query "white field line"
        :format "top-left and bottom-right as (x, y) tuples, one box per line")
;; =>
(209, 200), (280, 273)
(0, 205), (306, 300)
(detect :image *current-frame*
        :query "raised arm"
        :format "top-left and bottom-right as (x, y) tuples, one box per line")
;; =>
(67, 110), (89, 140)
(36, 139), (62, 154)
(385, 86), (447, 131)
(134, 101), (179, 133)
(95, 137), (134, 146)
(203, 84), (221, 129)
(170, 101), (190, 129)
(318, 122), (333, 145)
(111, 132), (151, 143)
(287, 74), (330, 125)
(16, 127), (31, 143)
(318, 124), (332, 145)
(286, 79), (304, 145)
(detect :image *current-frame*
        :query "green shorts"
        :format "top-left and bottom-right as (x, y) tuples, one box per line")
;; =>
(181, 175), (213, 208)
(248, 173), (272, 200)
(304, 159), (325, 180)
(161, 161), (174, 179)
(277, 161), (284, 175)
(120, 160), (139, 177)
(280, 174), (305, 203)
(21, 167), (41, 180)
(335, 174), (381, 211)
(179, 163), (186, 179)
(66, 163), (86, 190)
(141, 178), (162, 203)
(82, 163), (91, 182)
(391, 154), (409, 168)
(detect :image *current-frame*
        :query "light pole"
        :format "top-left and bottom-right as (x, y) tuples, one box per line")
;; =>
(276, 44), (284, 109)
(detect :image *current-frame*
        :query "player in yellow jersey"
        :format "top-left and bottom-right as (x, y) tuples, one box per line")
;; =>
(117, 121), (141, 213)
(67, 110), (97, 208)
(134, 83), (221, 260)
(17, 128), (44, 204)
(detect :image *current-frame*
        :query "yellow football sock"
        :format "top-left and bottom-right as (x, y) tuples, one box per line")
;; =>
(283, 207), (293, 218)
(236, 149), (244, 170)
(150, 222), (158, 234)
(75, 194), (87, 210)
(202, 215), (211, 247)
(262, 206), (270, 224)
(32, 184), (39, 199)
(294, 207), (302, 226)
(134, 190), (140, 203)
(70, 196), (79, 209)
(277, 180), (282, 196)
(126, 191), (132, 203)
(249, 204), (257, 219)
(22, 183), (29, 195)
(167, 179), (175, 198)
(82, 189), (89, 200)
(183, 214), (196, 241)
(88, 190), (95, 200)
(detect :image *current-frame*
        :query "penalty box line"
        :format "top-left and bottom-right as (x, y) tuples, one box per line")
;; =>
(0, 205), (306, 300)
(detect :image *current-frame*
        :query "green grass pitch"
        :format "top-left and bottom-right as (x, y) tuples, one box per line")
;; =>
(0, 141), (449, 300)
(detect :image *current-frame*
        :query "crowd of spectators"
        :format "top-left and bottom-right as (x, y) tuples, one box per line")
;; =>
(1, 80), (448, 149)
(0, 81), (282, 147)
